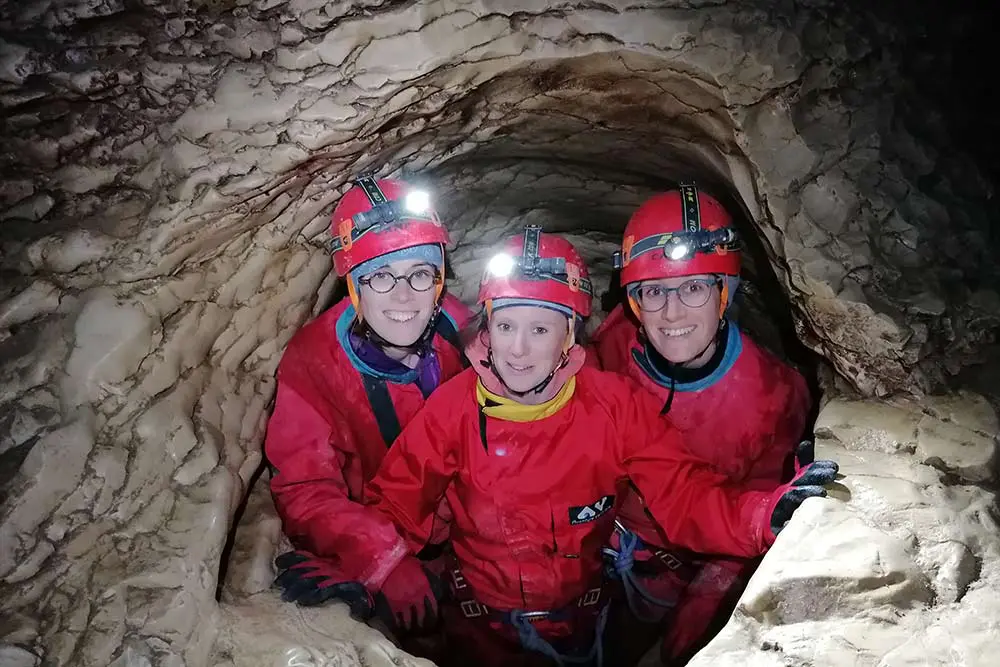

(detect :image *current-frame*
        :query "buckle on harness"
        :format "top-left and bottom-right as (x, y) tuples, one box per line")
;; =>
(578, 587), (601, 608)
(654, 549), (685, 571)
(460, 600), (485, 618)
(451, 568), (468, 590)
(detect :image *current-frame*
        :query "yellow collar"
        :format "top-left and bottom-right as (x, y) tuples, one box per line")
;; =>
(475, 377), (576, 422)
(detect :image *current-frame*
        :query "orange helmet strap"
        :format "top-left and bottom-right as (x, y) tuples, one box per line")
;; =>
(347, 279), (362, 322)
(718, 279), (729, 320)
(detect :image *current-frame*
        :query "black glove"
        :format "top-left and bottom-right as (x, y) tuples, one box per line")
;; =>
(273, 550), (373, 617)
(769, 442), (839, 536)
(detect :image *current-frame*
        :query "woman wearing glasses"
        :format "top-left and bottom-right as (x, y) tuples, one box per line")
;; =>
(591, 186), (813, 666)
(264, 177), (470, 650)
(358, 226), (835, 667)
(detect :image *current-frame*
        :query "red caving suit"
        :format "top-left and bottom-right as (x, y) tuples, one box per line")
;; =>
(591, 304), (810, 665)
(367, 359), (783, 667)
(265, 294), (470, 588)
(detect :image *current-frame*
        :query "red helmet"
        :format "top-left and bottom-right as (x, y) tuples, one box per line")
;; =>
(478, 226), (593, 318)
(617, 185), (740, 286)
(329, 177), (449, 276)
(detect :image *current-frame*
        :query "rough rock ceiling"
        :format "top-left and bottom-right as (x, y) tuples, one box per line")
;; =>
(0, 1), (998, 667)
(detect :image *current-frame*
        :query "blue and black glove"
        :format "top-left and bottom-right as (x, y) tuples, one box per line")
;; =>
(273, 550), (373, 618)
(769, 441), (839, 536)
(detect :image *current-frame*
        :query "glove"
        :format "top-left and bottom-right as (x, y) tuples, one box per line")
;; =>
(768, 442), (839, 536)
(273, 550), (373, 617)
(373, 555), (445, 633)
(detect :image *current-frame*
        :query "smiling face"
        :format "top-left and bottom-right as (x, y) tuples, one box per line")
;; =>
(634, 273), (722, 368)
(357, 258), (439, 348)
(487, 305), (569, 400)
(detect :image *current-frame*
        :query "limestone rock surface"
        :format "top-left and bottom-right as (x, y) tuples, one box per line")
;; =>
(686, 395), (1000, 667)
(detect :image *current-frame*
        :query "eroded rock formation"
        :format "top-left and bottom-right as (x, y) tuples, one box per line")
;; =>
(1, 1), (998, 666)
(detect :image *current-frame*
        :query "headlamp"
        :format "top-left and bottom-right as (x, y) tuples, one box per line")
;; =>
(484, 225), (593, 296)
(613, 226), (739, 268)
(404, 189), (430, 215)
(486, 252), (516, 278)
(352, 190), (434, 231)
(661, 227), (737, 261)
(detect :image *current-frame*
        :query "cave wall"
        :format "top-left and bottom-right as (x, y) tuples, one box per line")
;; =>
(0, 2), (998, 666)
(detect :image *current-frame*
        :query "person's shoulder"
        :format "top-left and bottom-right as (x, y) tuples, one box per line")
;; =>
(428, 366), (478, 404)
(736, 330), (804, 383)
(278, 300), (350, 375)
(440, 293), (474, 326)
(575, 366), (642, 403)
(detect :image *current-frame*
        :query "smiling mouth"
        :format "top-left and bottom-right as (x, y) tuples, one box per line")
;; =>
(384, 310), (419, 323)
(505, 362), (534, 374)
(658, 325), (695, 338)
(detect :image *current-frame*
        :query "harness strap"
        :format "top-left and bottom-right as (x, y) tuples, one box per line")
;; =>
(361, 373), (402, 446)
(603, 523), (691, 623)
(359, 314), (461, 448)
(511, 603), (609, 667)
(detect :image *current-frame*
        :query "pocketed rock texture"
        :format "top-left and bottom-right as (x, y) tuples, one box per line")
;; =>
(686, 394), (1000, 667)
(1, 1), (998, 666)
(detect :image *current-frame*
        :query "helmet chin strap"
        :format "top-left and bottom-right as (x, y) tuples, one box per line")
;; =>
(642, 318), (725, 417)
(481, 315), (575, 399)
(482, 348), (569, 398)
(352, 301), (443, 357)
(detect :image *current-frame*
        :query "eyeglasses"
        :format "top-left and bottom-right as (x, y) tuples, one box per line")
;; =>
(358, 267), (440, 294)
(630, 278), (720, 311)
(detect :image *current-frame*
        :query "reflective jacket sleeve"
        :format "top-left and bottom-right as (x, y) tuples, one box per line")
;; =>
(265, 344), (408, 589)
(367, 398), (460, 554)
(615, 386), (773, 558)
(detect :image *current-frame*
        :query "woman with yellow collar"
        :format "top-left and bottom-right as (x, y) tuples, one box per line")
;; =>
(365, 226), (838, 667)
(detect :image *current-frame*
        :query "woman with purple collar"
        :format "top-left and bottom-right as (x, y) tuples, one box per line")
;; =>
(264, 177), (470, 648)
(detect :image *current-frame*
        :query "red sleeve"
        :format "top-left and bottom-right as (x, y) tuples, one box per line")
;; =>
(614, 384), (772, 557)
(265, 342), (407, 588)
(367, 391), (460, 553)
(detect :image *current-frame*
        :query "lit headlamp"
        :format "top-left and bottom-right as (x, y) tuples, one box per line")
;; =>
(331, 176), (437, 253)
(351, 178), (435, 231)
(613, 227), (739, 269)
(485, 225), (594, 296)
(661, 227), (738, 261)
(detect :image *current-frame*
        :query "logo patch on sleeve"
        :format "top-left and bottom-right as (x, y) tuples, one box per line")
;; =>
(569, 495), (615, 525)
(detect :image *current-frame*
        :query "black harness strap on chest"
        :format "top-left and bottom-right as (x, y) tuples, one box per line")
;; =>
(360, 314), (462, 448)
(361, 373), (403, 447)
(477, 404), (489, 452)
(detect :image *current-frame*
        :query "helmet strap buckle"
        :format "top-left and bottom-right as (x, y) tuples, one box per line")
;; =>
(337, 218), (354, 251)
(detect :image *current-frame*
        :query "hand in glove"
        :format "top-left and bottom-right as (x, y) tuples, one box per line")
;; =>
(769, 441), (839, 537)
(273, 550), (373, 617)
(373, 555), (446, 634)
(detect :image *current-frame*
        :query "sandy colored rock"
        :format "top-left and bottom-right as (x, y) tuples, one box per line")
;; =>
(687, 396), (1000, 667)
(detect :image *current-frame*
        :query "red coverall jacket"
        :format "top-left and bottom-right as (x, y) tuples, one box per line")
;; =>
(591, 304), (810, 660)
(265, 294), (470, 588)
(367, 365), (779, 613)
